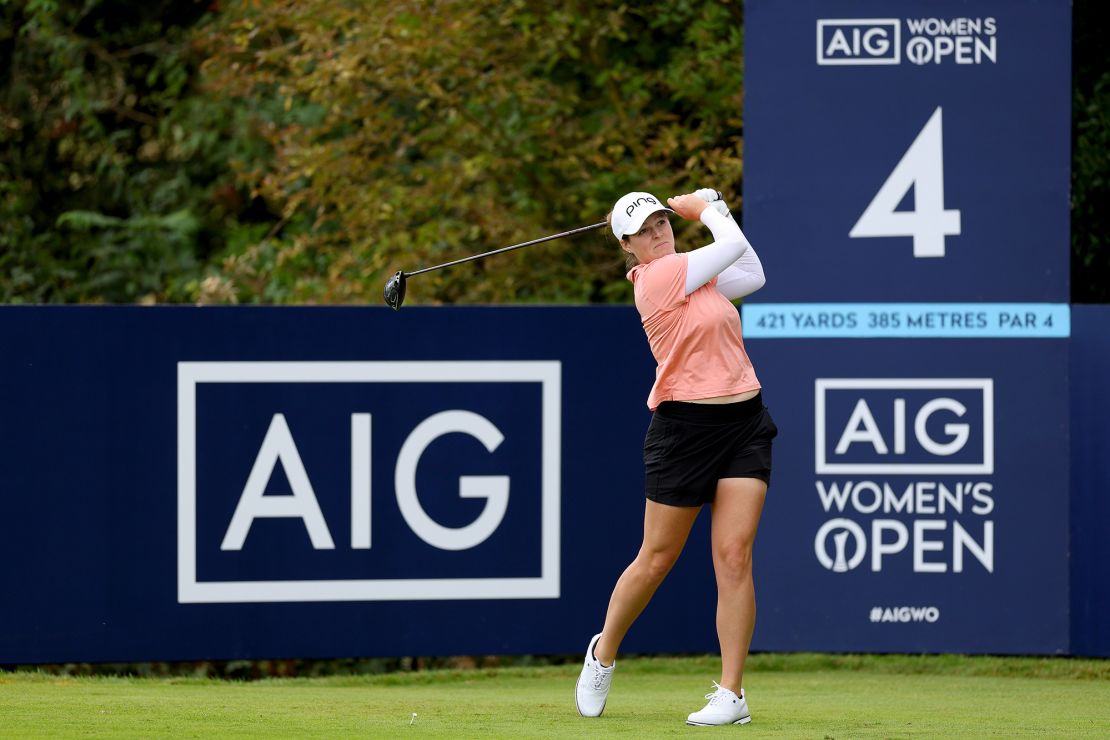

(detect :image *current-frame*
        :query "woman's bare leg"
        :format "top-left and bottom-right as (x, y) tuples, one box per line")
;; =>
(709, 477), (767, 693)
(593, 500), (701, 665)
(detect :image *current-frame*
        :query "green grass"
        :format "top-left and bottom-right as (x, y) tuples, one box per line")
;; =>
(1, 654), (1108, 737)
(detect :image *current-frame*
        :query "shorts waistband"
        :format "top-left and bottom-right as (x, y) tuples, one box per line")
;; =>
(655, 392), (764, 423)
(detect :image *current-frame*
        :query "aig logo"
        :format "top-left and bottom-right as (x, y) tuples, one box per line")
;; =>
(177, 361), (560, 603)
(815, 379), (994, 474)
(817, 19), (900, 65)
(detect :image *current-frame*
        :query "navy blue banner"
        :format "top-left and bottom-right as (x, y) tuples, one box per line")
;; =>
(0, 306), (1081, 662)
(0, 306), (669, 663)
(751, 338), (1069, 653)
(1069, 306), (1110, 657)
(744, 0), (1071, 302)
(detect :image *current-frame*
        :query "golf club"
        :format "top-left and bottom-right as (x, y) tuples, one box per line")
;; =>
(384, 221), (607, 310)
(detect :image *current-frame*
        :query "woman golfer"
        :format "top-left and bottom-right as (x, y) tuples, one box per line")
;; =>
(575, 188), (775, 726)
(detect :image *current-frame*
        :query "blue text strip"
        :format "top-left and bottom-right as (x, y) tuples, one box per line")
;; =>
(742, 303), (1071, 338)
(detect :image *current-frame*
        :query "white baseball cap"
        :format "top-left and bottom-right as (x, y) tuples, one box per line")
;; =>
(611, 191), (673, 240)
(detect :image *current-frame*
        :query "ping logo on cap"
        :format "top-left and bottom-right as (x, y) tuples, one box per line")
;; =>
(611, 190), (671, 239)
(626, 196), (660, 216)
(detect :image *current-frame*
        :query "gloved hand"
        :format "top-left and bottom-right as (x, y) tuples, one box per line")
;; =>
(694, 188), (732, 219)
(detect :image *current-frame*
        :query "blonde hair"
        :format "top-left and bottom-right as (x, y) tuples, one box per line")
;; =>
(606, 210), (638, 269)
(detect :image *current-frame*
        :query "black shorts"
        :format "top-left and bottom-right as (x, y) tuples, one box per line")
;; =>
(643, 393), (778, 508)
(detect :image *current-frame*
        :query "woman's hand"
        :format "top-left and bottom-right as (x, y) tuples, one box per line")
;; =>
(667, 193), (710, 221)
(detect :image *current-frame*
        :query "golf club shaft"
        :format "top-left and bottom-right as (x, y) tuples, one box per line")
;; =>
(405, 221), (608, 277)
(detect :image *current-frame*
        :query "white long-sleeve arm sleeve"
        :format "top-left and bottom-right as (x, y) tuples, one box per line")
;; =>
(684, 207), (766, 299)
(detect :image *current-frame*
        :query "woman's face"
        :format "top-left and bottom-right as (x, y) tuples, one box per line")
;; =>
(621, 210), (674, 265)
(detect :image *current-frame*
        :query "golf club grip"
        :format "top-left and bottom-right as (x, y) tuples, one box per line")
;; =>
(406, 221), (608, 277)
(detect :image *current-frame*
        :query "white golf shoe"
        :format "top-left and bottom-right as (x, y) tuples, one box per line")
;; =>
(686, 682), (751, 726)
(574, 633), (614, 717)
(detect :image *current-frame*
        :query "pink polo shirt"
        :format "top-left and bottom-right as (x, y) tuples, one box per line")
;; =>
(627, 253), (761, 410)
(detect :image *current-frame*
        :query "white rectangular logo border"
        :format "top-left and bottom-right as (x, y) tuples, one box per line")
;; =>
(817, 18), (901, 66)
(178, 361), (561, 603)
(815, 378), (994, 474)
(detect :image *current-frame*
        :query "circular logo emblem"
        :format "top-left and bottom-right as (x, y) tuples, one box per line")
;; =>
(814, 518), (867, 572)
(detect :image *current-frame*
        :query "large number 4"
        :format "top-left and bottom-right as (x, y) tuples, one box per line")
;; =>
(850, 106), (961, 258)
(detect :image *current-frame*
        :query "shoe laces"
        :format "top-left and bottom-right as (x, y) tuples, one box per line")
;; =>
(590, 664), (613, 691)
(704, 681), (735, 706)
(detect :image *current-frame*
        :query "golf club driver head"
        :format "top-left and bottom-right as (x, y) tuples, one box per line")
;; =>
(384, 270), (407, 310)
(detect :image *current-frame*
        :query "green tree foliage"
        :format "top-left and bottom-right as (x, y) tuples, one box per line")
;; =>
(0, 0), (267, 303)
(2, 1), (1105, 305)
(1071, 0), (1109, 303)
(195, 0), (745, 305)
